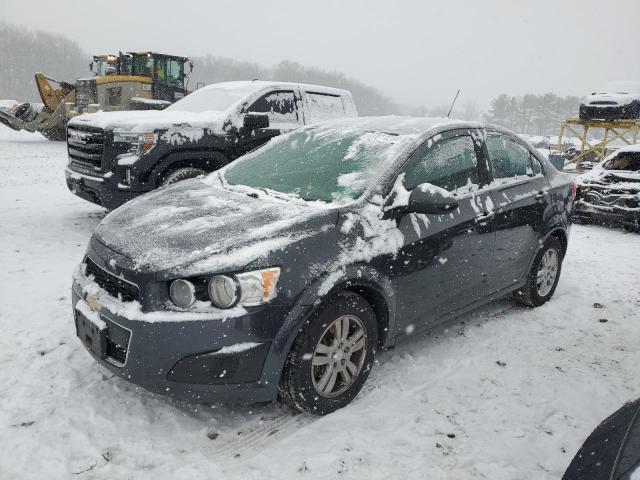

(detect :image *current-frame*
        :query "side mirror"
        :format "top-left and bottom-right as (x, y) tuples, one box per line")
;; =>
(408, 184), (458, 214)
(189, 61), (194, 74)
(243, 113), (269, 130)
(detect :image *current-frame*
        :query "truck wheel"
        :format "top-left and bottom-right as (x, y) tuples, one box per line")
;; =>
(160, 167), (207, 186)
(514, 237), (563, 307)
(279, 291), (378, 415)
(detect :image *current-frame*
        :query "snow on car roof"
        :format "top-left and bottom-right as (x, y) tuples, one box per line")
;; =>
(194, 80), (352, 97)
(318, 115), (469, 136)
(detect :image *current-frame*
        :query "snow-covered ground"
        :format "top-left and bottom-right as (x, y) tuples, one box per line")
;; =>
(0, 128), (639, 479)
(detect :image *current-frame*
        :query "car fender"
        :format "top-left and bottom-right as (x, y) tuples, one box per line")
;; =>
(261, 264), (397, 386)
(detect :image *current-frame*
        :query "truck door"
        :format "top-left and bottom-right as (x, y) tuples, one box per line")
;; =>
(239, 90), (303, 152)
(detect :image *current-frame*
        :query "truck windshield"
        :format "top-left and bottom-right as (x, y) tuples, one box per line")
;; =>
(165, 84), (260, 113)
(224, 127), (405, 203)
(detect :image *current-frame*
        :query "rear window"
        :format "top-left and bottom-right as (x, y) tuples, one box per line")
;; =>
(305, 92), (346, 123)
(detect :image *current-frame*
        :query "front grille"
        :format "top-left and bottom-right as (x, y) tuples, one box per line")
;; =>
(105, 321), (130, 366)
(85, 257), (139, 302)
(590, 101), (617, 105)
(67, 125), (105, 172)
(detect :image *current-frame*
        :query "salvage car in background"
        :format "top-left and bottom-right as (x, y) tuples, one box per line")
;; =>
(574, 144), (640, 231)
(72, 117), (575, 415)
(580, 81), (640, 121)
(65, 81), (357, 209)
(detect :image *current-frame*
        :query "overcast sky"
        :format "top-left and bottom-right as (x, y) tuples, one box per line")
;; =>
(2, 0), (640, 109)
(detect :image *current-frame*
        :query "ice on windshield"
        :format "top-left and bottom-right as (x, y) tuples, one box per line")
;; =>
(223, 127), (416, 203)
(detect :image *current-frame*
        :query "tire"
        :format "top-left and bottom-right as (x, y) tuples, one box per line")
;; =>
(279, 291), (378, 415)
(160, 167), (207, 186)
(514, 237), (564, 308)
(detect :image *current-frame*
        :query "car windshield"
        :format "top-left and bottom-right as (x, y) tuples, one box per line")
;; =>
(164, 84), (259, 113)
(604, 151), (640, 171)
(223, 127), (407, 202)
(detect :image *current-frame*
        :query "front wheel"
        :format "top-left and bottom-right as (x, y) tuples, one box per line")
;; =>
(279, 291), (378, 415)
(514, 237), (563, 307)
(160, 167), (207, 186)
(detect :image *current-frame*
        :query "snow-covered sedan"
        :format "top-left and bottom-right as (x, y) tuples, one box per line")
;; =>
(574, 144), (640, 231)
(579, 81), (640, 121)
(72, 117), (575, 414)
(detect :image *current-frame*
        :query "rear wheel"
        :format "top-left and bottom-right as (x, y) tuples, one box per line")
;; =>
(160, 167), (206, 186)
(279, 291), (378, 415)
(514, 237), (563, 307)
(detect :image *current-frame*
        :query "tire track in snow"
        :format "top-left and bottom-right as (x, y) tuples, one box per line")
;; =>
(208, 411), (316, 465)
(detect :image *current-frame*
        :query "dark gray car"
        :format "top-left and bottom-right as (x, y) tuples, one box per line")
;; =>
(72, 116), (575, 414)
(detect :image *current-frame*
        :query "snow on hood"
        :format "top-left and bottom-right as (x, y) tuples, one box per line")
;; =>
(68, 109), (230, 134)
(94, 177), (331, 275)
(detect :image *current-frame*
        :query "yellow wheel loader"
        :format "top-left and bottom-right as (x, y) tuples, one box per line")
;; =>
(0, 52), (193, 141)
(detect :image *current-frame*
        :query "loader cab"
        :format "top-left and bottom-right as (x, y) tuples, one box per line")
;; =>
(128, 52), (191, 102)
(90, 55), (125, 76)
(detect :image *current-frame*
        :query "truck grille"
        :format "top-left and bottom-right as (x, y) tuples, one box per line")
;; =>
(85, 257), (140, 303)
(67, 125), (105, 171)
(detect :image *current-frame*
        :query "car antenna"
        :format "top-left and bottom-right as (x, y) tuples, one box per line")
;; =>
(446, 89), (461, 118)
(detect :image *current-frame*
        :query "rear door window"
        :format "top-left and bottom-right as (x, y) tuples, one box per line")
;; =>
(247, 90), (300, 127)
(304, 92), (346, 123)
(403, 134), (481, 194)
(486, 134), (540, 182)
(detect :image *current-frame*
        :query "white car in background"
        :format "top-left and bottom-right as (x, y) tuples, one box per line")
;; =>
(579, 81), (640, 121)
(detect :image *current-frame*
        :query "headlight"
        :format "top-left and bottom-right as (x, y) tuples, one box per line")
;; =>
(170, 267), (281, 310)
(236, 267), (281, 307)
(169, 279), (196, 308)
(208, 275), (239, 308)
(113, 130), (156, 155)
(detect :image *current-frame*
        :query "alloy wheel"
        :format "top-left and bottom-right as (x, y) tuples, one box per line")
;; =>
(311, 315), (368, 398)
(536, 248), (559, 296)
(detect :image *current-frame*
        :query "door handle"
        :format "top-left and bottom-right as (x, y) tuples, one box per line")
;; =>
(475, 211), (495, 222)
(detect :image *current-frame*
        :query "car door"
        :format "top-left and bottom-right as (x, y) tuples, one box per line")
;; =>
(239, 89), (303, 152)
(482, 131), (551, 293)
(393, 129), (496, 333)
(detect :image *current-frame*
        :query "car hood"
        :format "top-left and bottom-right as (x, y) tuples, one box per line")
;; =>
(93, 177), (336, 275)
(68, 109), (231, 135)
(580, 167), (640, 191)
(582, 92), (640, 106)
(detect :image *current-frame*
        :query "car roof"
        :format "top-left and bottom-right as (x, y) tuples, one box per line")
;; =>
(312, 115), (488, 136)
(197, 80), (352, 98)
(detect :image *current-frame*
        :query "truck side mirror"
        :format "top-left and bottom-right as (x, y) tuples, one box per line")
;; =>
(243, 113), (269, 130)
(189, 61), (194, 74)
(89, 62), (93, 72)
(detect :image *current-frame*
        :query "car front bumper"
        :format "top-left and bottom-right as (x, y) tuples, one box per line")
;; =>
(65, 167), (141, 210)
(573, 198), (640, 227)
(579, 103), (640, 121)
(71, 267), (306, 404)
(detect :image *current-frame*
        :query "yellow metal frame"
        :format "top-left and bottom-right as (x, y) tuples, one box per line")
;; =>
(557, 118), (640, 164)
(95, 75), (152, 85)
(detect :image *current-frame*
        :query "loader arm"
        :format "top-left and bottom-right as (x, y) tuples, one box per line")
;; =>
(35, 72), (75, 113)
